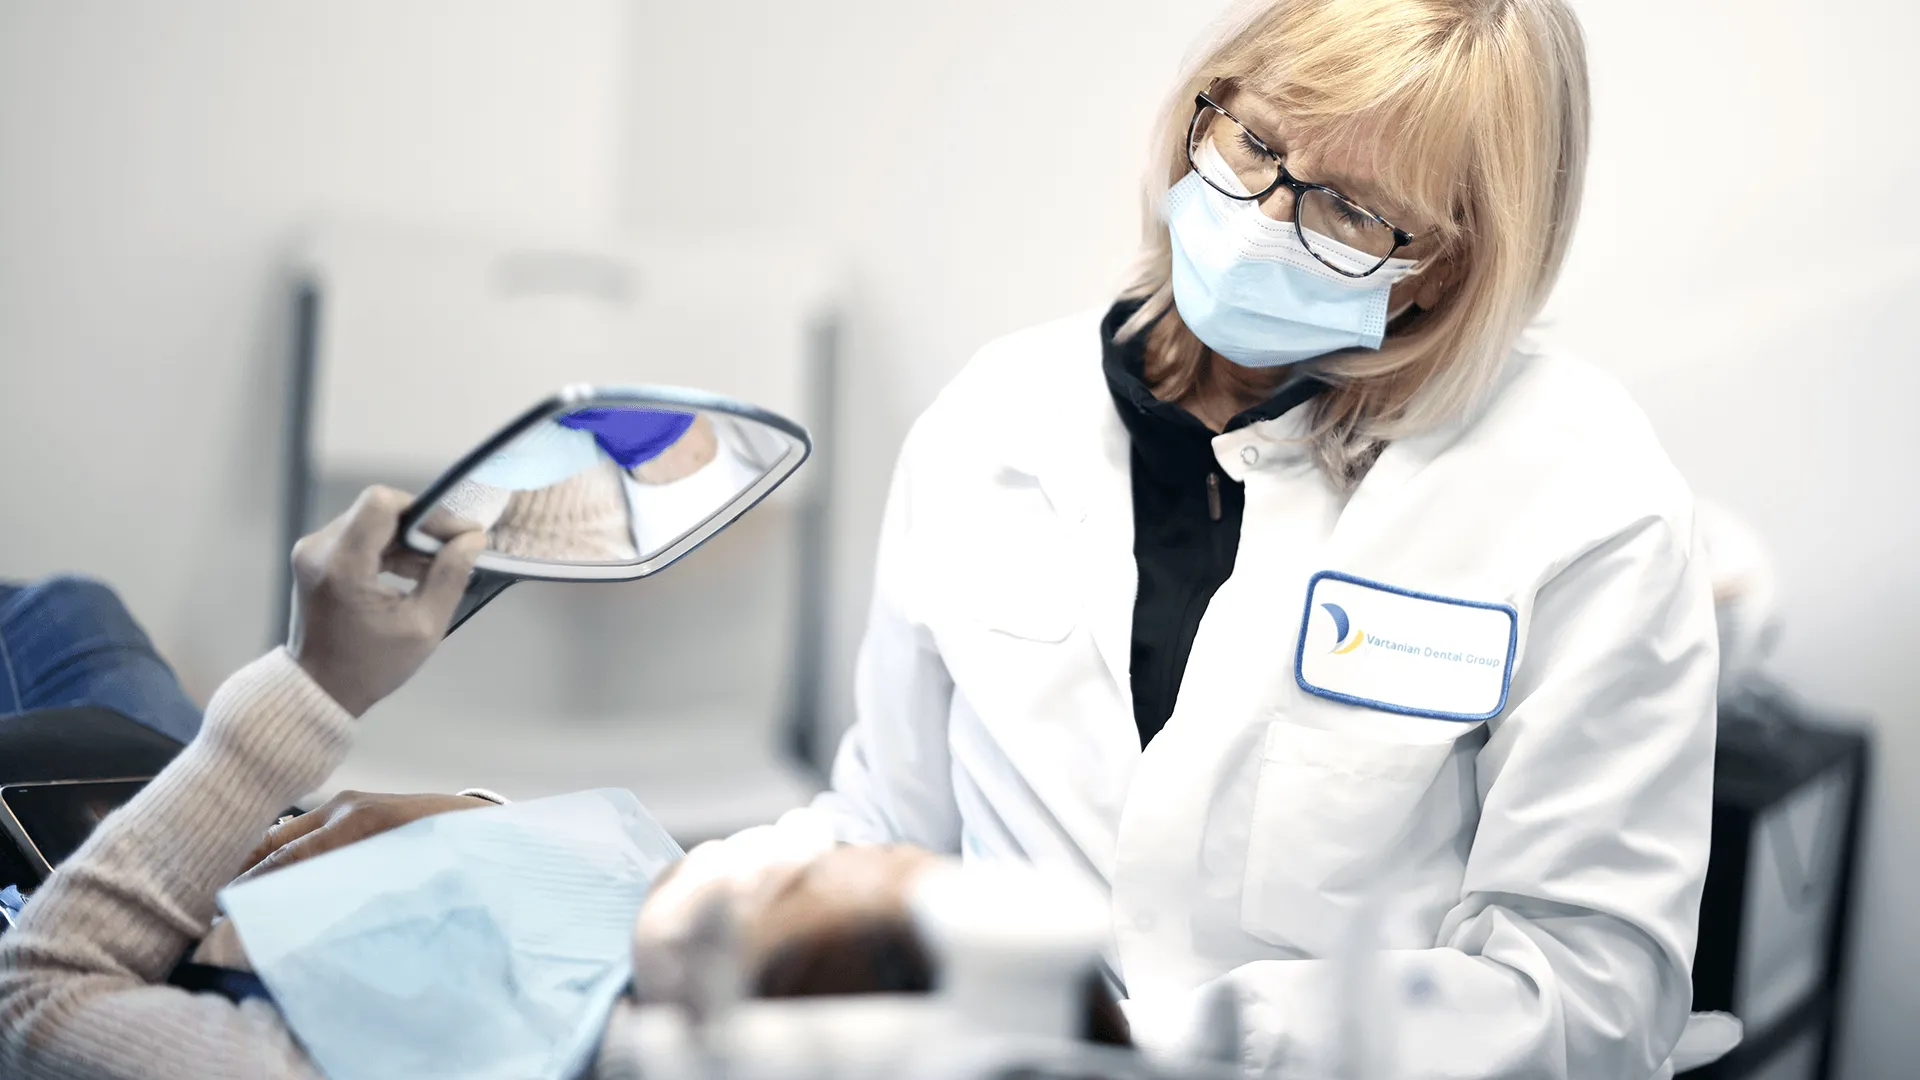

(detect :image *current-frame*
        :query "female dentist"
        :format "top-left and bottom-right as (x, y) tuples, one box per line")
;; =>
(647, 1), (1719, 1077)
(246, 0), (1717, 1075)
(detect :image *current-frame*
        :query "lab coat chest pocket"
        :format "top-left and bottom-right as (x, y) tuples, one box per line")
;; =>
(977, 574), (1074, 644)
(1240, 720), (1458, 951)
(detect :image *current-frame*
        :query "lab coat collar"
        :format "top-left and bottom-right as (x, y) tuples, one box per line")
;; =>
(1094, 300), (1327, 486)
(1212, 408), (1319, 481)
(994, 303), (1334, 712)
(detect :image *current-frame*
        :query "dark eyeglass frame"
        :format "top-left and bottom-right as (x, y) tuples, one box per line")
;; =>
(1187, 91), (1418, 278)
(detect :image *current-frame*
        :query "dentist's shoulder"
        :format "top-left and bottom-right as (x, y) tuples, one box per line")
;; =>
(1451, 327), (1699, 533)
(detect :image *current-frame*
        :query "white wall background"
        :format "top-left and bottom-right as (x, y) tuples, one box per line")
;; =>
(0, 0), (632, 695)
(0, 0), (1915, 1074)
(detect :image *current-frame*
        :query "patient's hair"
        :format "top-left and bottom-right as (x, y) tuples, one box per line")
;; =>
(752, 915), (1131, 1047)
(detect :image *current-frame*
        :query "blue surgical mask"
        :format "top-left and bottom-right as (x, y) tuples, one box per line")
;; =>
(1163, 158), (1419, 368)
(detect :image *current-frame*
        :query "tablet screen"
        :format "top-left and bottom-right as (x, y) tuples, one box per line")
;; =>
(1, 779), (149, 873)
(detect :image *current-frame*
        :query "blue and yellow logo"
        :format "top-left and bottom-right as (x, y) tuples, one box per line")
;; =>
(1320, 603), (1365, 654)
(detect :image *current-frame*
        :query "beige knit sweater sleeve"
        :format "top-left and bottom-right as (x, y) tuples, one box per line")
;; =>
(0, 648), (355, 1080)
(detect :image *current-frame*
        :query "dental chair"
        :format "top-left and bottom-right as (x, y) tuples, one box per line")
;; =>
(0, 706), (182, 927)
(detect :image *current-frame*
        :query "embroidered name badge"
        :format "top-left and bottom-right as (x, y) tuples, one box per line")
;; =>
(1294, 571), (1517, 722)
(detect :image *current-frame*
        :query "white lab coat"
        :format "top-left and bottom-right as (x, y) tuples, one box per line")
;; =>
(756, 309), (1718, 1079)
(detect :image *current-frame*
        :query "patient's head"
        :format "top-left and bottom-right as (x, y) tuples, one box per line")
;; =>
(739, 843), (938, 996)
(641, 844), (1129, 1046)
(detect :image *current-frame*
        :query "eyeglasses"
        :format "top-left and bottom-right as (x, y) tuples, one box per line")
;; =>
(1186, 92), (1417, 278)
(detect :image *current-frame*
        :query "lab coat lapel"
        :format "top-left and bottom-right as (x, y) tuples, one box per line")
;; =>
(1013, 354), (1138, 716)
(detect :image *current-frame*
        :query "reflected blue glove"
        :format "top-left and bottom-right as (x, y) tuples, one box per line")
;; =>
(220, 789), (682, 1080)
(556, 408), (695, 470)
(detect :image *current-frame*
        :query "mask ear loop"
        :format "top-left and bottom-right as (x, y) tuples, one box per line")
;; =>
(1383, 258), (1431, 326)
(1383, 243), (1461, 329)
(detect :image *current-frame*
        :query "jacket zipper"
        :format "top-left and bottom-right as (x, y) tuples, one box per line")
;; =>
(1148, 470), (1228, 744)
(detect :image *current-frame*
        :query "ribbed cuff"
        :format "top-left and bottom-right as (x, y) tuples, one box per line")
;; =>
(198, 647), (357, 805)
(126, 649), (358, 895)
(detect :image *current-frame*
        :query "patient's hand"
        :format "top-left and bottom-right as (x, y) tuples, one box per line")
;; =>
(232, 790), (492, 885)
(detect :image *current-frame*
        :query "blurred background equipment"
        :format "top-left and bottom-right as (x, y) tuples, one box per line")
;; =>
(1682, 505), (1871, 1080)
(279, 217), (843, 844)
(1686, 690), (1869, 1080)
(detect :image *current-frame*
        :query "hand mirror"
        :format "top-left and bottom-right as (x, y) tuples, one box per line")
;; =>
(399, 385), (810, 632)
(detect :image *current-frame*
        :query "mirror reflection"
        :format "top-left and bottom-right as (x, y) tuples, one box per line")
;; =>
(428, 405), (791, 567)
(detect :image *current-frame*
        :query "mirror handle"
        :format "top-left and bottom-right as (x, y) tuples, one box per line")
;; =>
(446, 567), (519, 637)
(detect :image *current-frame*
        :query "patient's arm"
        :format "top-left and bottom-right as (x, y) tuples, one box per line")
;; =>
(0, 651), (347, 1080)
(0, 487), (482, 1080)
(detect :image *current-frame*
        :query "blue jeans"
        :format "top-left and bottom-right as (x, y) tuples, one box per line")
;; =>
(0, 576), (203, 745)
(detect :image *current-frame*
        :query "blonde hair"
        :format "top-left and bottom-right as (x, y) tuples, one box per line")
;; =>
(1119, 0), (1591, 483)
